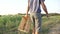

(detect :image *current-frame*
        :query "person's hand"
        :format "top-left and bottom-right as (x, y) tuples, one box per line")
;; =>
(25, 13), (29, 19)
(46, 14), (49, 19)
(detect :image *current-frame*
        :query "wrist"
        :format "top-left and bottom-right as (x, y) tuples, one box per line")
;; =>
(26, 12), (28, 16)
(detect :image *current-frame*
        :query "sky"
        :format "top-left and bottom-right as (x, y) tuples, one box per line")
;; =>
(0, 0), (60, 15)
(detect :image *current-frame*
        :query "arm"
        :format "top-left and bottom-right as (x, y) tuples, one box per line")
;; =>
(40, 1), (48, 17)
(26, 0), (30, 16)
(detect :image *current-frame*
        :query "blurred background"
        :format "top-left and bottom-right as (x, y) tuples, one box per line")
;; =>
(0, 0), (60, 15)
(0, 0), (60, 34)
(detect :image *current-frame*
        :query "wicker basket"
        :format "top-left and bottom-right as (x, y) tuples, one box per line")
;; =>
(18, 16), (31, 33)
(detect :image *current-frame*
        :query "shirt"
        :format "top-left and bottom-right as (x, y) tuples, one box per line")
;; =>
(29, 0), (45, 13)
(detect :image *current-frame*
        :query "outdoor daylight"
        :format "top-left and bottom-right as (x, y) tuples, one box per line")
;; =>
(0, 0), (60, 34)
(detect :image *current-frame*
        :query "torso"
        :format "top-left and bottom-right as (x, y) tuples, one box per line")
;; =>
(29, 0), (41, 13)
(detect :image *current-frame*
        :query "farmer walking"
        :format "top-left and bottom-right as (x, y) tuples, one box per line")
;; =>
(26, 0), (48, 34)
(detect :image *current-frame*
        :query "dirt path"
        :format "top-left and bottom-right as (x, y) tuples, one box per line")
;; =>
(48, 24), (60, 34)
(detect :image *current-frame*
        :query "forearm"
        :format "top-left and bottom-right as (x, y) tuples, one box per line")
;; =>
(41, 2), (48, 17)
(42, 4), (48, 14)
(26, 6), (29, 15)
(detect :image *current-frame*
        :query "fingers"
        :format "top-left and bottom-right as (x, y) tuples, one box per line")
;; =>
(47, 15), (49, 18)
(46, 14), (50, 19)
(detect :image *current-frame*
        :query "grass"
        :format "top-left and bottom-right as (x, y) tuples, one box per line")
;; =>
(42, 15), (60, 34)
(0, 14), (60, 34)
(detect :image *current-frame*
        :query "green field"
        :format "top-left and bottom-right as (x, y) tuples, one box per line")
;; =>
(0, 14), (60, 34)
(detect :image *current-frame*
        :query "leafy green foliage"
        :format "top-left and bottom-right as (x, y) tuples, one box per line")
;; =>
(0, 14), (60, 34)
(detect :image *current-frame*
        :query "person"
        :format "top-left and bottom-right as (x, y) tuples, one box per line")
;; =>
(26, 0), (49, 34)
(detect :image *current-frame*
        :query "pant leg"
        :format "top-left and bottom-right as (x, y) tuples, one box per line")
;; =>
(30, 13), (35, 34)
(30, 12), (42, 34)
(33, 12), (42, 33)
